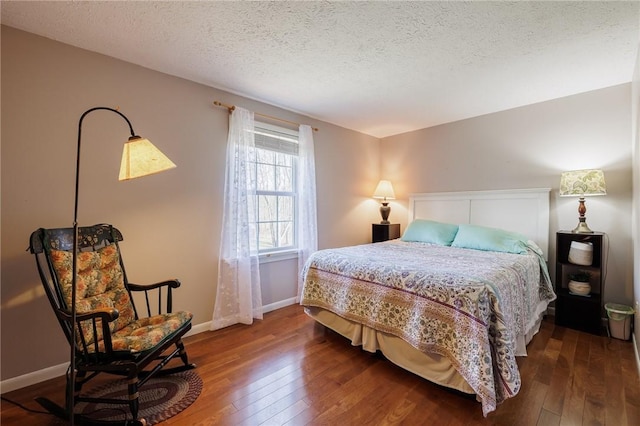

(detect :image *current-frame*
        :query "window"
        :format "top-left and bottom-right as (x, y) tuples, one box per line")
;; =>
(250, 123), (299, 255)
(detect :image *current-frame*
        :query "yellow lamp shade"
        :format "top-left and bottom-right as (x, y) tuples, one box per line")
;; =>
(119, 136), (176, 181)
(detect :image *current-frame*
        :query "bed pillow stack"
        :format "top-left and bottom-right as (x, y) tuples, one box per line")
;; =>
(401, 220), (529, 255)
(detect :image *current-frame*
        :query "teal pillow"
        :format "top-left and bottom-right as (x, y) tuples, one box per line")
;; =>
(451, 224), (528, 254)
(401, 219), (459, 246)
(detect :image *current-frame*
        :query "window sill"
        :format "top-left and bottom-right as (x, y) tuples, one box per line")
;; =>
(259, 250), (299, 264)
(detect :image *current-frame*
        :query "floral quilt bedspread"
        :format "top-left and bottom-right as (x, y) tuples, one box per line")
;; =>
(300, 240), (555, 416)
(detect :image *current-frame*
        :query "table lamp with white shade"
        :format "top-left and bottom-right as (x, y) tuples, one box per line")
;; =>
(373, 180), (395, 224)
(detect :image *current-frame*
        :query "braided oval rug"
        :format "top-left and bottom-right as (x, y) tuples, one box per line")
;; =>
(75, 370), (202, 425)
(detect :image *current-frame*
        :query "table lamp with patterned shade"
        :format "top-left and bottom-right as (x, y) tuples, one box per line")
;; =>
(373, 180), (395, 224)
(559, 169), (606, 233)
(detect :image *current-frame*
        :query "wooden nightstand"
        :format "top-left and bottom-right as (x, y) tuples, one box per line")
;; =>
(372, 223), (401, 243)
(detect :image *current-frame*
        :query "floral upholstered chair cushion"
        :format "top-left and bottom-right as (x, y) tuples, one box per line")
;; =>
(50, 245), (192, 353)
(110, 311), (193, 353)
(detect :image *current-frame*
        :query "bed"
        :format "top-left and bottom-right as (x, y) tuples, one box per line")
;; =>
(299, 188), (555, 416)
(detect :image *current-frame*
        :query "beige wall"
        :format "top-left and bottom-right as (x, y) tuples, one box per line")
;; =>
(380, 84), (634, 308)
(0, 26), (380, 382)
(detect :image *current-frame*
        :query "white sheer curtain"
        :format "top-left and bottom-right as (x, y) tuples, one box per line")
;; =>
(297, 124), (318, 298)
(211, 107), (263, 330)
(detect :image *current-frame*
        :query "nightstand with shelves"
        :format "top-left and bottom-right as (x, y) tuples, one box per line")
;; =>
(372, 223), (400, 243)
(554, 231), (605, 335)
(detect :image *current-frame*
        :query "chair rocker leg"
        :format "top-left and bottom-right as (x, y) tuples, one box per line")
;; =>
(128, 376), (140, 422)
(34, 366), (81, 422)
(178, 340), (191, 366)
(149, 340), (196, 377)
(36, 368), (148, 426)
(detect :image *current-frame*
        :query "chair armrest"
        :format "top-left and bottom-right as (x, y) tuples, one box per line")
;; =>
(128, 279), (181, 291)
(57, 307), (120, 323)
(56, 308), (120, 356)
(127, 279), (181, 316)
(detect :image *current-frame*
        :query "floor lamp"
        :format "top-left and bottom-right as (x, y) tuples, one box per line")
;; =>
(66, 107), (176, 424)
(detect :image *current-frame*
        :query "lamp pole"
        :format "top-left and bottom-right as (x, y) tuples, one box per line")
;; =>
(68, 107), (158, 424)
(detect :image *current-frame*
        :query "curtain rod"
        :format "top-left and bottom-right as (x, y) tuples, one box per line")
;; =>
(213, 101), (319, 132)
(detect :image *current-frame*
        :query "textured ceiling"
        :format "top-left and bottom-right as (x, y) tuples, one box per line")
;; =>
(2, 1), (639, 138)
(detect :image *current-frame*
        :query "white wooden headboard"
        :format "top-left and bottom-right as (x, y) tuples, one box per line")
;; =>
(409, 188), (551, 260)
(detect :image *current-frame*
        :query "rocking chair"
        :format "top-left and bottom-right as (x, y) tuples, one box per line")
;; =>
(29, 224), (195, 425)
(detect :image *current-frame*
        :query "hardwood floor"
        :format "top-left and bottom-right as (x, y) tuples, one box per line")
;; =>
(2, 304), (639, 425)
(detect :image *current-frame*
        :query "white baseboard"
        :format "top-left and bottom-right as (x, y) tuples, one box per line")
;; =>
(187, 297), (297, 335)
(1, 362), (69, 394)
(186, 320), (212, 336)
(1, 298), (300, 393)
(262, 297), (297, 314)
